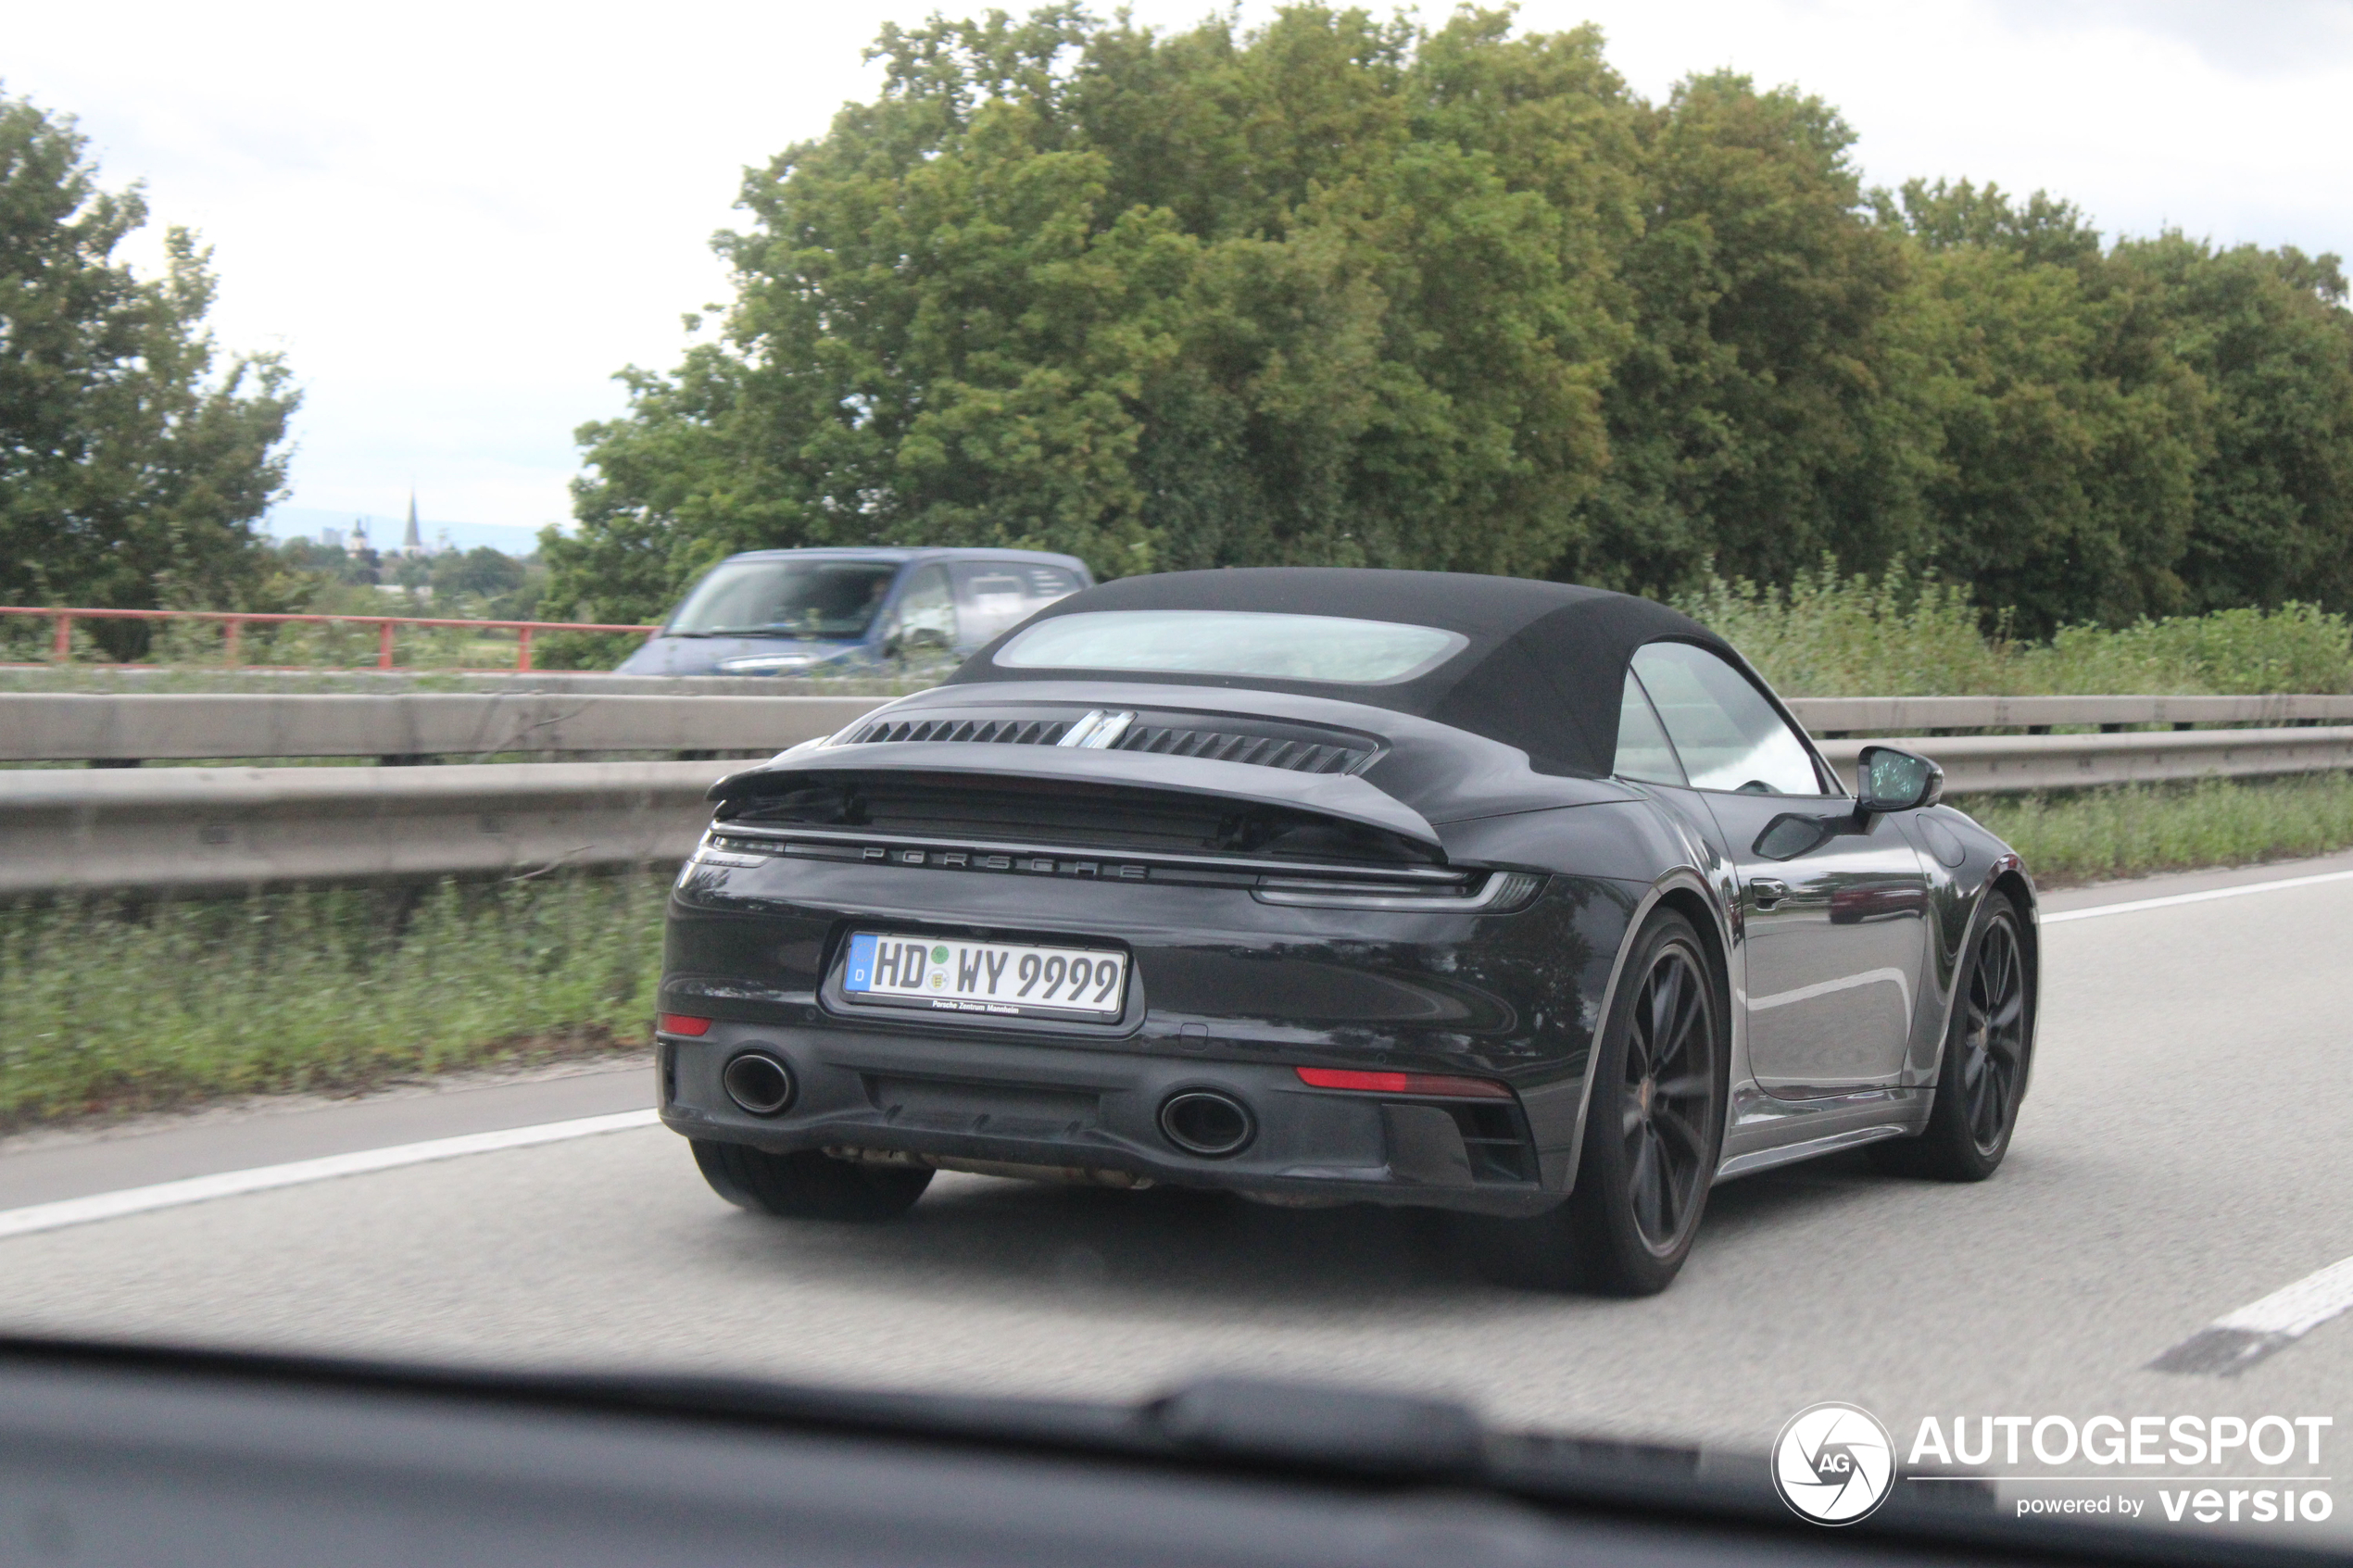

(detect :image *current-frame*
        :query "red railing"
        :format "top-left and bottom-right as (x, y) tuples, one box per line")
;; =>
(0, 605), (661, 673)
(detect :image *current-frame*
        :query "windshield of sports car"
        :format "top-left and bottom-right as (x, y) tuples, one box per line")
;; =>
(995, 610), (1468, 684)
(665, 560), (899, 639)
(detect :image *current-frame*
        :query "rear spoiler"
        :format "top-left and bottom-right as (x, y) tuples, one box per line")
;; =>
(706, 742), (1443, 854)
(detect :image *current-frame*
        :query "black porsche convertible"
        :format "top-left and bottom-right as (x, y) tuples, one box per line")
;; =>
(655, 570), (2036, 1295)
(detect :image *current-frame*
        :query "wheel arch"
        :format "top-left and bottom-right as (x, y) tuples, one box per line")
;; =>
(1924, 858), (2041, 1105)
(1988, 862), (2041, 1100)
(1555, 868), (1735, 1195)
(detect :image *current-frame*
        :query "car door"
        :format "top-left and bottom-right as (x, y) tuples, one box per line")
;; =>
(1629, 641), (1931, 1096)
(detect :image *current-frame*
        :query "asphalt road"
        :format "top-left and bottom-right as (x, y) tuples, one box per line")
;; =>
(4, 851), (2350, 1536)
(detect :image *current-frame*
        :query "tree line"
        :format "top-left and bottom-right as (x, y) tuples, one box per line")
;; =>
(1, 89), (297, 653)
(12, 14), (2353, 651)
(545, 5), (2353, 639)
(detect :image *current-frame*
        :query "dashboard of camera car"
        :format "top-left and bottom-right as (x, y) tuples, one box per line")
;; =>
(0, 1340), (2323, 1568)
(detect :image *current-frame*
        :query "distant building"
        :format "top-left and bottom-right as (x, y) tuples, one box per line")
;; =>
(400, 492), (427, 558)
(321, 525), (344, 549)
(346, 519), (371, 557)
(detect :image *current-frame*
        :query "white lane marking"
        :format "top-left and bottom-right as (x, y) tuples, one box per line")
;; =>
(2215, 1254), (2353, 1339)
(2150, 1253), (2353, 1376)
(0, 1109), (661, 1243)
(2044, 866), (2353, 923)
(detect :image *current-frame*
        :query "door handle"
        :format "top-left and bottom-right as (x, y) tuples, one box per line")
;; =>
(1749, 878), (1791, 910)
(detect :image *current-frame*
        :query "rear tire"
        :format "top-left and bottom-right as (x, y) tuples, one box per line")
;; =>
(1460, 909), (1726, 1296)
(1870, 894), (2028, 1182)
(691, 1140), (933, 1221)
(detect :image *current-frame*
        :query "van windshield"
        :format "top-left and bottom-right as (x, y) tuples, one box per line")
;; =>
(666, 559), (900, 638)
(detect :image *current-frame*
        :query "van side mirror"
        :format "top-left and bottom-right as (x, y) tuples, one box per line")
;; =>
(1856, 745), (1944, 813)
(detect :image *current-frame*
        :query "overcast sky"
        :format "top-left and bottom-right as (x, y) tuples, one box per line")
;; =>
(8, 0), (2351, 536)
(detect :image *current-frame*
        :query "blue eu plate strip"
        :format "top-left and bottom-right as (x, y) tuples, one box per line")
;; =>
(844, 932), (877, 993)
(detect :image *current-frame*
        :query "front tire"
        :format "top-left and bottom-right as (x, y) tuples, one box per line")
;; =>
(691, 1140), (933, 1221)
(1871, 893), (2028, 1182)
(1462, 909), (1726, 1296)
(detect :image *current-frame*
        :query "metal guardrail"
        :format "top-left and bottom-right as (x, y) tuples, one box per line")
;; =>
(1815, 726), (2353, 795)
(0, 761), (735, 897)
(8, 689), (2353, 764)
(0, 693), (887, 763)
(1786, 694), (2353, 732)
(4, 691), (2350, 893)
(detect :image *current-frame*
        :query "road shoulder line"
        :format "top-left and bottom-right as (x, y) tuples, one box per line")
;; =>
(2043, 867), (2353, 924)
(0, 1110), (661, 1244)
(2149, 1253), (2353, 1376)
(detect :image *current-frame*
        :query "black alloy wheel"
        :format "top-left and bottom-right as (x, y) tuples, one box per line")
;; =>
(1458, 909), (1725, 1297)
(1617, 935), (1718, 1254)
(1873, 894), (2029, 1182)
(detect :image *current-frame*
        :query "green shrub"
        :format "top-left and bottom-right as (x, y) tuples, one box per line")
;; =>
(1678, 560), (2353, 696)
(0, 873), (667, 1127)
(1966, 775), (2353, 884)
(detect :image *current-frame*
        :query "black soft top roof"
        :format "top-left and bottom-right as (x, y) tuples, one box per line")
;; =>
(951, 568), (1740, 778)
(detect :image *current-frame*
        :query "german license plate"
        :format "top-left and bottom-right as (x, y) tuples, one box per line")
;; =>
(842, 933), (1129, 1019)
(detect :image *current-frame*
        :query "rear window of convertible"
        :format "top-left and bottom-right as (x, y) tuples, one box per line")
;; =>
(994, 610), (1468, 684)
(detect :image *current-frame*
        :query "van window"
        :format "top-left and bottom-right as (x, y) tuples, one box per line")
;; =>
(951, 567), (1035, 645)
(665, 559), (898, 638)
(950, 561), (1083, 645)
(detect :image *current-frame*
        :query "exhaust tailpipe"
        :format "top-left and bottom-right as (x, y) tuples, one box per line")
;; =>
(1159, 1090), (1255, 1157)
(722, 1051), (796, 1116)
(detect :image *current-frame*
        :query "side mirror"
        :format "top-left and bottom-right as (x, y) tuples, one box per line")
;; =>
(1856, 745), (1944, 813)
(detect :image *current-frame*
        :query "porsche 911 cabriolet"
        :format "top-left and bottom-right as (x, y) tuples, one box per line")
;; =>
(654, 569), (2036, 1295)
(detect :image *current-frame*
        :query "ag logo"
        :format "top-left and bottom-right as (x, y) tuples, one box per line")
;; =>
(1771, 1402), (1895, 1525)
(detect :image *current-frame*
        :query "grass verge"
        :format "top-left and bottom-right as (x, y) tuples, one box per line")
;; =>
(1963, 774), (2353, 885)
(0, 873), (666, 1132)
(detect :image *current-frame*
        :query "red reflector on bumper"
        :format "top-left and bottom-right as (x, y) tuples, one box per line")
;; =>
(658, 1013), (712, 1036)
(1295, 1067), (1512, 1099)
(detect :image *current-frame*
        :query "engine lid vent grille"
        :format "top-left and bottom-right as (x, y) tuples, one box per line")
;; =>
(1109, 725), (1365, 774)
(853, 716), (1074, 747)
(841, 710), (1376, 775)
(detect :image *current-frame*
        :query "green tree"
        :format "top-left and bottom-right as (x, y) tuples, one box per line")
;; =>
(430, 545), (528, 604)
(1565, 72), (1932, 598)
(0, 90), (300, 651)
(1883, 180), (2208, 633)
(548, 6), (1635, 625)
(2115, 236), (2353, 615)
(549, 6), (2353, 641)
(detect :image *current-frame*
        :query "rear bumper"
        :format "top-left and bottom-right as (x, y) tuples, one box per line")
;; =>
(657, 1022), (1559, 1217)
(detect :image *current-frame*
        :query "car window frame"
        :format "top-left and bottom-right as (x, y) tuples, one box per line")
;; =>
(1611, 669), (1690, 787)
(1627, 639), (1843, 800)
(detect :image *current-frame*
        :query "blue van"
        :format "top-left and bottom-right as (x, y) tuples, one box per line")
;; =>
(615, 547), (1092, 677)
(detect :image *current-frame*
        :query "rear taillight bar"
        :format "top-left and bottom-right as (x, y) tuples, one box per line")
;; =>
(1295, 1067), (1513, 1099)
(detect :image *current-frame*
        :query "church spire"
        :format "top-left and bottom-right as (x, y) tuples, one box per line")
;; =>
(402, 490), (423, 556)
